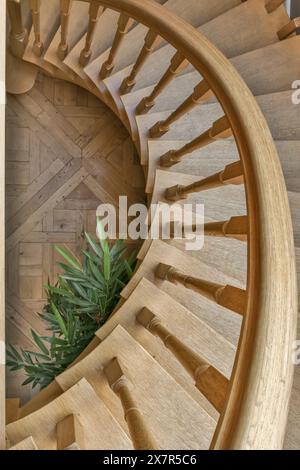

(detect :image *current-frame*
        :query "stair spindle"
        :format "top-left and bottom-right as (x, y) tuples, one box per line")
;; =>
(136, 51), (189, 115)
(171, 216), (248, 241)
(120, 30), (161, 95)
(160, 116), (232, 167)
(277, 17), (300, 40)
(79, 3), (105, 66)
(104, 358), (158, 450)
(137, 309), (229, 412)
(155, 263), (246, 315)
(99, 14), (134, 80)
(57, 0), (73, 60)
(150, 80), (213, 137)
(7, 0), (29, 58)
(29, 0), (43, 56)
(56, 414), (85, 450)
(165, 161), (243, 201)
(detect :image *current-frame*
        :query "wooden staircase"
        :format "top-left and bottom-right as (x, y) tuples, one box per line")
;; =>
(4, 0), (299, 450)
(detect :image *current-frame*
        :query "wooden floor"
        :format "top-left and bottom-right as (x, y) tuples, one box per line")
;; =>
(5, 73), (145, 403)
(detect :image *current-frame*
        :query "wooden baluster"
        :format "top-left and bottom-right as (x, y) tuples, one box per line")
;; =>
(57, 0), (73, 60)
(150, 80), (213, 137)
(137, 309), (229, 412)
(7, 0), (29, 58)
(56, 414), (85, 450)
(104, 358), (158, 450)
(265, 0), (285, 13)
(204, 216), (248, 241)
(160, 116), (232, 167)
(120, 30), (161, 95)
(79, 2), (105, 66)
(171, 216), (248, 242)
(136, 51), (189, 115)
(155, 263), (247, 315)
(29, 0), (43, 56)
(99, 14), (134, 80)
(277, 17), (300, 40)
(165, 161), (243, 201)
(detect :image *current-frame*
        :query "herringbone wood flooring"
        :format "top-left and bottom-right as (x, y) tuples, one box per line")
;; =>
(5, 73), (145, 403)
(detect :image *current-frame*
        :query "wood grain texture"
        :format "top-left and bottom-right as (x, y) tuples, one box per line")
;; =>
(5, 72), (145, 404)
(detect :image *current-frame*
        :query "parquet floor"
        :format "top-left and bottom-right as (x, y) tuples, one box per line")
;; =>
(5, 73), (145, 403)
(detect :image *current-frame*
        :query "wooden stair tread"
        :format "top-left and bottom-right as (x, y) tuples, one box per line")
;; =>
(56, 325), (215, 449)
(43, 1), (90, 75)
(122, 239), (243, 346)
(23, 0), (61, 74)
(96, 277), (236, 419)
(6, 378), (131, 450)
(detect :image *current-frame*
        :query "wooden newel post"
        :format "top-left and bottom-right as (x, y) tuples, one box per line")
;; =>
(104, 358), (158, 450)
(7, 0), (29, 58)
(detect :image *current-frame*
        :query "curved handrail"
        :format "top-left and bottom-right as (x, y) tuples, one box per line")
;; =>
(9, 0), (297, 449)
(80, 0), (297, 449)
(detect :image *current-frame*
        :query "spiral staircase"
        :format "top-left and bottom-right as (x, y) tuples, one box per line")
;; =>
(2, 0), (299, 450)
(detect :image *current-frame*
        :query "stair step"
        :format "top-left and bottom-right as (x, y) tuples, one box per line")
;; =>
(56, 325), (215, 449)
(122, 239), (243, 346)
(146, 140), (300, 194)
(43, 1), (90, 77)
(6, 378), (131, 450)
(103, 0), (289, 117)
(96, 277), (236, 420)
(23, 0), (61, 75)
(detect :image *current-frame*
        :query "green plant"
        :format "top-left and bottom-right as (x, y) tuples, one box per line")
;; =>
(6, 220), (136, 390)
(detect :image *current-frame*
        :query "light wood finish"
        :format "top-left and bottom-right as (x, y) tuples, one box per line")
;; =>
(137, 308), (229, 412)
(97, 277), (235, 420)
(56, 414), (85, 450)
(120, 31), (161, 95)
(6, 398), (20, 424)
(165, 161), (243, 200)
(6, 50), (38, 95)
(203, 216), (248, 242)
(5, 74), (144, 402)
(160, 116), (232, 167)
(9, 436), (39, 450)
(29, 0), (44, 57)
(100, 13), (134, 79)
(104, 358), (158, 450)
(265, 0), (285, 14)
(18, 381), (63, 419)
(57, 0), (73, 60)
(56, 325), (215, 449)
(79, 2), (105, 66)
(150, 80), (213, 138)
(136, 51), (188, 115)
(6, 378), (131, 450)
(156, 263), (246, 316)
(7, 0), (29, 58)
(277, 17), (300, 40)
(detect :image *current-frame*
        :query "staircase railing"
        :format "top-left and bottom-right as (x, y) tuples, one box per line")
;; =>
(6, 0), (298, 450)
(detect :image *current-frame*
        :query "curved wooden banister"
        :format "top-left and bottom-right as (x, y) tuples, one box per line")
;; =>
(79, 0), (297, 449)
(7, 0), (297, 450)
